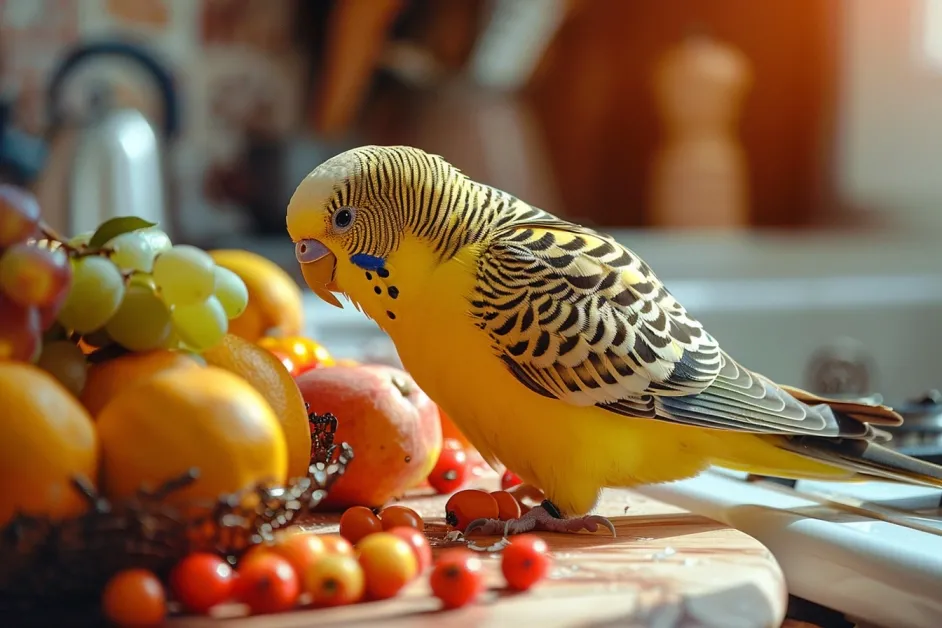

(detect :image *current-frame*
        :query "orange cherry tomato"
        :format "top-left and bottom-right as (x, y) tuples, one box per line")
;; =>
(101, 568), (167, 627)
(380, 505), (424, 531)
(305, 554), (365, 607)
(490, 490), (522, 521)
(267, 348), (299, 376)
(501, 534), (552, 591)
(260, 335), (335, 373)
(234, 553), (300, 615)
(268, 532), (328, 582)
(430, 548), (485, 609)
(356, 532), (418, 600)
(320, 533), (354, 556)
(444, 489), (499, 531)
(386, 526), (433, 574)
(169, 552), (235, 614)
(339, 506), (382, 544)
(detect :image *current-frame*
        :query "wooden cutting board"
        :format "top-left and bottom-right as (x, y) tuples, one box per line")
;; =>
(173, 474), (788, 628)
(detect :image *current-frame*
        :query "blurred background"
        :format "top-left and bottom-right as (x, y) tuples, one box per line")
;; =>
(3, 0), (942, 420)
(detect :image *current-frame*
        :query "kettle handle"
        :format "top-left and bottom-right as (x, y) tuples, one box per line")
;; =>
(45, 39), (180, 141)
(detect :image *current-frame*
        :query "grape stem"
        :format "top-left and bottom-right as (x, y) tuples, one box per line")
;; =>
(38, 220), (113, 257)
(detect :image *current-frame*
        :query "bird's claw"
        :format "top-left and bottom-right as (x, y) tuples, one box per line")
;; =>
(464, 517), (515, 537)
(462, 505), (617, 538)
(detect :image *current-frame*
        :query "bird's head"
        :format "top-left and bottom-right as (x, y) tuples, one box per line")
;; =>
(287, 145), (460, 310)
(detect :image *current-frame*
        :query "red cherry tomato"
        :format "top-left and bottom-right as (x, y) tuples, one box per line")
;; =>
(501, 469), (523, 490)
(234, 553), (300, 615)
(500, 534), (552, 591)
(427, 445), (469, 494)
(430, 548), (485, 609)
(169, 552), (236, 614)
(339, 506), (382, 544)
(386, 525), (433, 574)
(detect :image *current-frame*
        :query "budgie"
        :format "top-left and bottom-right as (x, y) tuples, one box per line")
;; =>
(287, 145), (942, 537)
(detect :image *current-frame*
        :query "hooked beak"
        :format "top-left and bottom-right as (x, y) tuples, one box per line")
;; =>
(295, 239), (343, 309)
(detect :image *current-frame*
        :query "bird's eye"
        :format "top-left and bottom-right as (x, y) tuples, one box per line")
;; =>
(332, 207), (355, 232)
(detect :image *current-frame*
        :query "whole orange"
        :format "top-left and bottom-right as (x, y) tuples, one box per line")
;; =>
(81, 348), (201, 418)
(202, 334), (312, 480)
(0, 362), (98, 526)
(295, 365), (442, 509)
(96, 366), (287, 507)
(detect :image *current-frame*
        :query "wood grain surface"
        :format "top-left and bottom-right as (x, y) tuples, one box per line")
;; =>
(172, 473), (787, 627)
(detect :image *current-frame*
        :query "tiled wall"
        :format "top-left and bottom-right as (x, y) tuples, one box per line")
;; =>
(0, 0), (308, 241)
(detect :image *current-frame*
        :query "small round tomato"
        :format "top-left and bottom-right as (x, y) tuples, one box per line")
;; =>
(428, 445), (469, 494)
(442, 437), (464, 451)
(169, 552), (235, 614)
(385, 525), (432, 574)
(445, 489), (499, 531)
(267, 348), (299, 376)
(501, 534), (552, 591)
(430, 548), (485, 609)
(268, 532), (327, 581)
(260, 335), (335, 373)
(380, 505), (424, 531)
(339, 506), (382, 544)
(490, 490), (522, 521)
(305, 554), (365, 607)
(501, 469), (523, 490)
(234, 553), (300, 615)
(102, 568), (167, 627)
(320, 533), (354, 556)
(356, 532), (418, 600)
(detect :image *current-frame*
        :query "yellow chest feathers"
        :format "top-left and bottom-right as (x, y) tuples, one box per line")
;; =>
(333, 235), (482, 346)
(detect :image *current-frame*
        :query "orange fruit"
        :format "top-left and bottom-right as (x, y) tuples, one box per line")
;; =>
(96, 366), (288, 507)
(208, 249), (304, 342)
(0, 362), (98, 526)
(202, 334), (312, 480)
(81, 349), (201, 418)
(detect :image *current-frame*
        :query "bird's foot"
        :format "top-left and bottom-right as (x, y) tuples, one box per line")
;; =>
(464, 500), (616, 537)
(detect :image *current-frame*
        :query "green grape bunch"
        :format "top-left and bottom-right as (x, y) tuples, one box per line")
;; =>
(0, 183), (250, 381)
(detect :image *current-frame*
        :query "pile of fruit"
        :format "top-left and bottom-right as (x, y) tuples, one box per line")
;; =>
(0, 184), (553, 626)
(103, 502), (552, 625)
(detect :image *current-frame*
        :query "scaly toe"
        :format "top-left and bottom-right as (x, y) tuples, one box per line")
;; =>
(583, 515), (617, 537)
(463, 517), (508, 536)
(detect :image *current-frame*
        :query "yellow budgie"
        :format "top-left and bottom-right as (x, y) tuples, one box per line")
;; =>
(287, 145), (942, 536)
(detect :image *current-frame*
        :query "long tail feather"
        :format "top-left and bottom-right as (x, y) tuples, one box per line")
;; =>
(783, 435), (942, 489)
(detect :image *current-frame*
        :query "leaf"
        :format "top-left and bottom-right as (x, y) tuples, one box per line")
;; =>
(88, 216), (157, 250)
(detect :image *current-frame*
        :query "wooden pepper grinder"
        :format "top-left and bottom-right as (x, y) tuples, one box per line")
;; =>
(648, 31), (752, 229)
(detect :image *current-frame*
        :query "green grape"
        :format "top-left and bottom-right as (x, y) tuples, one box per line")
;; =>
(56, 256), (125, 334)
(105, 283), (173, 351)
(37, 340), (87, 397)
(106, 231), (157, 273)
(213, 266), (249, 319)
(139, 227), (172, 254)
(170, 295), (227, 351)
(129, 273), (157, 290)
(153, 245), (215, 306)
